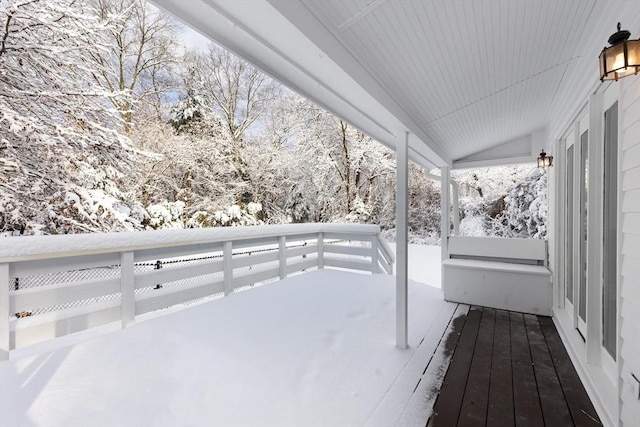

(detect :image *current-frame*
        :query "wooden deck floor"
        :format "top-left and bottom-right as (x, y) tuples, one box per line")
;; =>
(427, 306), (601, 427)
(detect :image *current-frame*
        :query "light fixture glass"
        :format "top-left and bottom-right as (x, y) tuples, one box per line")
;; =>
(537, 150), (553, 169)
(599, 23), (640, 81)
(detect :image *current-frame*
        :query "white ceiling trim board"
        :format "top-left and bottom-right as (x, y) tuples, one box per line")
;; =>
(338, 0), (387, 32)
(270, 0), (451, 166)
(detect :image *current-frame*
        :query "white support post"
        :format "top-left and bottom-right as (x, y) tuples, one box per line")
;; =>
(441, 166), (451, 292)
(371, 235), (379, 274)
(317, 232), (324, 269)
(279, 236), (286, 279)
(553, 138), (565, 310)
(223, 241), (233, 296)
(120, 251), (135, 327)
(451, 180), (460, 235)
(0, 263), (10, 360)
(396, 132), (409, 349)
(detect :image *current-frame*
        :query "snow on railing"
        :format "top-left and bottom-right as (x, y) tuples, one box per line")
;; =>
(0, 223), (394, 359)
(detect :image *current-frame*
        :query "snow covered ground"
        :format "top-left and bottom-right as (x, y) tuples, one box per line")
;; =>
(388, 243), (442, 289)
(0, 245), (449, 426)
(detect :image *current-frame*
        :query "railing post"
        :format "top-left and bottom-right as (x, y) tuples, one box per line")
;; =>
(120, 251), (135, 328)
(0, 263), (10, 360)
(317, 232), (324, 269)
(223, 241), (233, 296)
(279, 236), (287, 279)
(441, 166), (451, 292)
(371, 235), (379, 274)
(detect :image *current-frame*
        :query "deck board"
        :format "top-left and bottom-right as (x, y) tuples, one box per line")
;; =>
(524, 314), (573, 426)
(426, 309), (601, 427)
(428, 307), (482, 426)
(458, 307), (495, 427)
(511, 312), (544, 427)
(538, 317), (601, 426)
(487, 309), (515, 427)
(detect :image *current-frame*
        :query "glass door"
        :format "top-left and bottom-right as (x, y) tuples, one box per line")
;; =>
(577, 129), (588, 337)
(565, 112), (588, 337)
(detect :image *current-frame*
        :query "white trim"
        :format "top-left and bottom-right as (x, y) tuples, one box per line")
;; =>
(553, 138), (565, 310)
(452, 156), (537, 170)
(615, 77), (626, 427)
(553, 308), (616, 427)
(553, 82), (625, 426)
(586, 91), (603, 365)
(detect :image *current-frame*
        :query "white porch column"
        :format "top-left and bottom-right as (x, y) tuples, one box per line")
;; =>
(396, 132), (409, 349)
(451, 179), (460, 235)
(441, 167), (451, 292)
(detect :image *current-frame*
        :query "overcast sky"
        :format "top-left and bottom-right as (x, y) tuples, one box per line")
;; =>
(179, 23), (211, 52)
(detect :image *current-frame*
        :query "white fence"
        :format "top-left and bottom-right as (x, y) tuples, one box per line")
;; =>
(0, 224), (394, 359)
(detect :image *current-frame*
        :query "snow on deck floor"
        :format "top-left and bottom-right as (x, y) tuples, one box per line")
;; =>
(0, 268), (454, 427)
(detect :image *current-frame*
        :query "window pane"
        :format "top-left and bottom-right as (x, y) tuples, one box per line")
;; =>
(566, 145), (574, 303)
(579, 131), (588, 323)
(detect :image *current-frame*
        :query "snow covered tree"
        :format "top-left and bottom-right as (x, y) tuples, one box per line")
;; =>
(185, 45), (281, 178)
(89, 0), (180, 131)
(0, 0), (135, 234)
(272, 95), (395, 223)
(122, 114), (242, 225)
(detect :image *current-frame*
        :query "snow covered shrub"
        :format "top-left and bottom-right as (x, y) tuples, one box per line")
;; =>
(345, 196), (372, 223)
(498, 169), (548, 238)
(146, 201), (185, 230)
(379, 227), (441, 245)
(455, 166), (548, 239)
(459, 215), (488, 237)
(187, 203), (263, 227)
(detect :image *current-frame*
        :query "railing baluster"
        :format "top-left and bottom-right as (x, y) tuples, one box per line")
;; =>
(371, 235), (379, 274)
(317, 232), (324, 269)
(223, 241), (233, 296)
(120, 251), (135, 327)
(0, 263), (10, 360)
(279, 236), (286, 279)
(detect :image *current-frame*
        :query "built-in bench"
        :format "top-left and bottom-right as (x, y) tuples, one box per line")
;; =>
(442, 236), (552, 316)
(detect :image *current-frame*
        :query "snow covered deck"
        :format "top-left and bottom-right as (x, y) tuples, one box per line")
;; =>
(0, 269), (460, 426)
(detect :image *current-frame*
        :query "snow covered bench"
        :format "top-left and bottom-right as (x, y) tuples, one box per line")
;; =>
(442, 236), (552, 316)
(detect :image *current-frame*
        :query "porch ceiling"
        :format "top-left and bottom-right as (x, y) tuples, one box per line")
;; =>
(152, 0), (640, 169)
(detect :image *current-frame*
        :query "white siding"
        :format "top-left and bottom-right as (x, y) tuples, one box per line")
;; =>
(619, 75), (640, 427)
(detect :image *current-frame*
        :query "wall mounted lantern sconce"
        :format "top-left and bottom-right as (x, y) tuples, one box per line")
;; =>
(599, 22), (640, 81)
(537, 149), (553, 169)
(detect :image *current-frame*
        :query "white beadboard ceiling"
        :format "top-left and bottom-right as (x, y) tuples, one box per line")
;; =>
(153, 0), (640, 168)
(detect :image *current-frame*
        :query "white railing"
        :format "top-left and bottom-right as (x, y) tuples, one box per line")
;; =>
(0, 223), (394, 359)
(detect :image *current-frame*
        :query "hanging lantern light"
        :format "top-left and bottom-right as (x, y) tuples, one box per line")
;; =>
(537, 149), (553, 169)
(599, 23), (640, 81)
